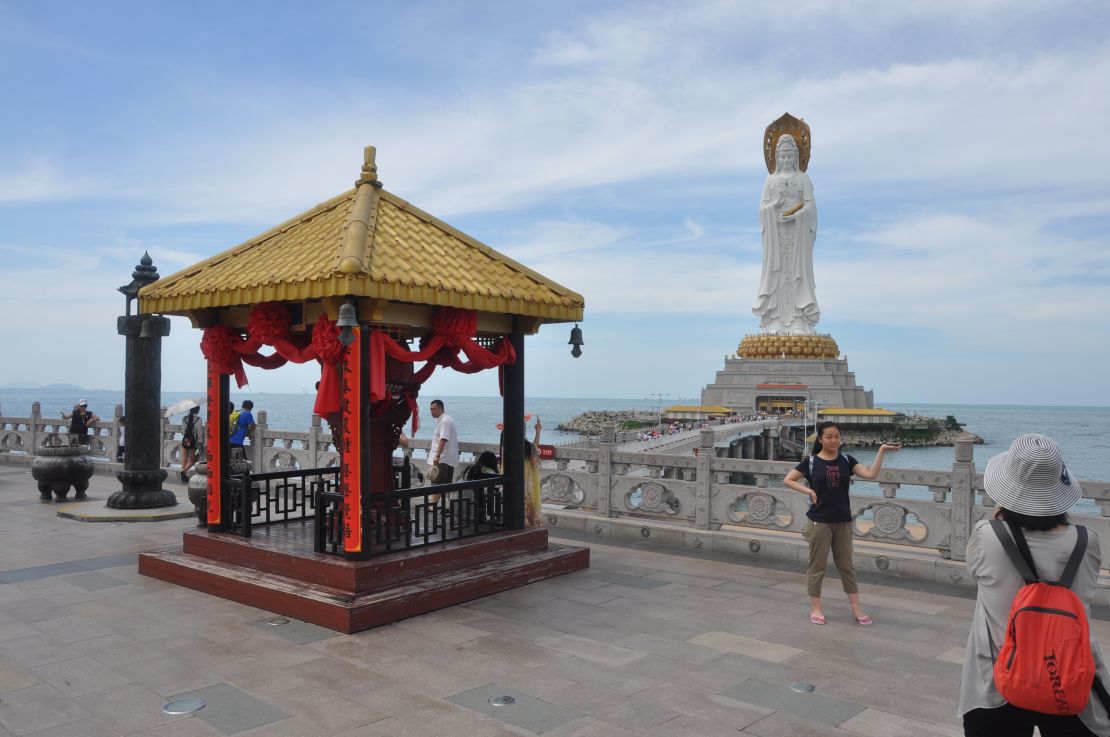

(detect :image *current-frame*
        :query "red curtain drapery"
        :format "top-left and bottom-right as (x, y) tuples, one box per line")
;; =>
(200, 303), (516, 429)
(200, 304), (346, 416)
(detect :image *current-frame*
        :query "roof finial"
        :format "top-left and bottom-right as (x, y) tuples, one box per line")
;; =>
(359, 146), (381, 188)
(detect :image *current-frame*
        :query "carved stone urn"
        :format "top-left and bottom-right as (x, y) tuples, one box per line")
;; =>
(31, 445), (94, 502)
(186, 460), (210, 527)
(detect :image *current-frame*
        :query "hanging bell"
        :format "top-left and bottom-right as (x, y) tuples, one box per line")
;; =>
(568, 323), (584, 358)
(139, 318), (155, 338)
(336, 302), (358, 346)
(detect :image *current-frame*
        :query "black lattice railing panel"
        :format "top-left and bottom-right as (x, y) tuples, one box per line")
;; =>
(227, 467), (340, 538)
(315, 476), (508, 557)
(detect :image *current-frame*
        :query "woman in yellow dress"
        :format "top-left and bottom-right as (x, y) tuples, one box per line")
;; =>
(523, 417), (542, 528)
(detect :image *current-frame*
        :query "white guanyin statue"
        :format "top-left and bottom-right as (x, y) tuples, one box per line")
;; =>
(752, 132), (819, 335)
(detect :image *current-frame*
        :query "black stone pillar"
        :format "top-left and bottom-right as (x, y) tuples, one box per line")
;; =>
(108, 254), (177, 509)
(502, 319), (525, 530)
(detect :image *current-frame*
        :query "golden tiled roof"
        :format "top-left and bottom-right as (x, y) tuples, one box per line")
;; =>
(139, 148), (584, 323)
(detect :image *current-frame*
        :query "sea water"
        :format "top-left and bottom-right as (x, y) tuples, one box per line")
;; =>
(3, 388), (1108, 482)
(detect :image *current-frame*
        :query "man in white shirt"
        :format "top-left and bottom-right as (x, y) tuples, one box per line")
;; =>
(429, 399), (459, 484)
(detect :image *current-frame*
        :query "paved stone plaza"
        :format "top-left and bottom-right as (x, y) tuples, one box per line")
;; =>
(4, 463), (1091, 736)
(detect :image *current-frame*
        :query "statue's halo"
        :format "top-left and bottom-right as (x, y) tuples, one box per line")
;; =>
(763, 113), (812, 173)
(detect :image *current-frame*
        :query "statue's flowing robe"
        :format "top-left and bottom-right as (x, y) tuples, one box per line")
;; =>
(752, 169), (819, 332)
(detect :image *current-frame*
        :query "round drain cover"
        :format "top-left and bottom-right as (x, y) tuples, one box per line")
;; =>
(789, 682), (816, 693)
(267, 618), (290, 626)
(488, 695), (516, 707)
(162, 698), (206, 715)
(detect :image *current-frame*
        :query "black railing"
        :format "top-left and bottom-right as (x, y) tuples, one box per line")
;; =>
(314, 476), (508, 557)
(227, 466), (341, 537)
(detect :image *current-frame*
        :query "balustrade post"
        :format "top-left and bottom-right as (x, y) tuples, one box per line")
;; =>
(695, 429), (714, 529)
(949, 439), (976, 561)
(253, 410), (268, 472)
(112, 404), (123, 463)
(31, 401), (41, 453)
(309, 414), (321, 467)
(595, 421), (616, 517)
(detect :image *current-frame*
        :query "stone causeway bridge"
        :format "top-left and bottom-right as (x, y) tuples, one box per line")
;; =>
(5, 403), (1110, 602)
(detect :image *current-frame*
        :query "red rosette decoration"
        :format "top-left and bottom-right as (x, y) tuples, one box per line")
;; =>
(200, 325), (248, 387)
(247, 302), (292, 347)
(310, 315), (346, 365)
(432, 307), (477, 347)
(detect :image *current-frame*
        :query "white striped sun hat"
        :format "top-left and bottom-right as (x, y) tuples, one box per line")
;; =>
(984, 433), (1082, 516)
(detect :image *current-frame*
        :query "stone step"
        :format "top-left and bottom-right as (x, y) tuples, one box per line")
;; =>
(139, 541), (589, 633)
(180, 526), (552, 594)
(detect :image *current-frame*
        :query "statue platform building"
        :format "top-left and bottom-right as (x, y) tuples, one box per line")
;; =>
(700, 114), (874, 414)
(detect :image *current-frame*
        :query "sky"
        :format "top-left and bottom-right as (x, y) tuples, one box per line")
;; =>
(1, 0), (1109, 406)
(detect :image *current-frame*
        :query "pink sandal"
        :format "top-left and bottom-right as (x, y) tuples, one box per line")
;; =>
(855, 615), (873, 626)
(809, 614), (826, 625)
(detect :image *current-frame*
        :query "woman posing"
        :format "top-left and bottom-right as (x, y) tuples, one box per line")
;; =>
(783, 421), (900, 625)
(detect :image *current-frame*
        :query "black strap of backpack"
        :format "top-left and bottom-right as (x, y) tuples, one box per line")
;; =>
(990, 520), (1039, 584)
(1058, 525), (1088, 589)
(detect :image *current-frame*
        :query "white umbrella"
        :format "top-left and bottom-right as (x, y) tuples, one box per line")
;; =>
(164, 398), (202, 418)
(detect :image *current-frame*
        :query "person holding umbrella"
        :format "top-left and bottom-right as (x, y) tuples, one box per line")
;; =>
(179, 406), (203, 481)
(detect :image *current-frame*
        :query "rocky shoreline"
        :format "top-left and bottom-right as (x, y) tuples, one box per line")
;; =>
(555, 410), (658, 436)
(557, 410), (985, 448)
(839, 428), (985, 447)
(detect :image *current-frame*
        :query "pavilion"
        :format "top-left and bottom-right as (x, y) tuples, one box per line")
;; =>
(137, 147), (589, 632)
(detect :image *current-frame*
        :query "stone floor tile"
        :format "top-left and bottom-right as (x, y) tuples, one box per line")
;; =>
(534, 634), (648, 667)
(935, 645), (966, 664)
(720, 677), (864, 726)
(58, 571), (128, 592)
(114, 657), (220, 698)
(838, 707), (963, 736)
(0, 596), (62, 624)
(462, 634), (573, 669)
(0, 683), (93, 735)
(688, 631), (804, 663)
(739, 711), (864, 737)
(612, 632), (725, 665)
(75, 553), (141, 570)
(629, 682), (770, 731)
(586, 571), (668, 590)
(541, 715), (643, 737)
(249, 683), (385, 734)
(0, 657), (41, 693)
(0, 635), (81, 668)
(0, 618), (39, 644)
(71, 633), (168, 667)
(74, 683), (189, 734)
(131, 717), (226, 736)
(448, 683), (584, 734)
(393, 615), (491, 644)
(27, 613), (116, 644)
(169, 682), (290, 735)
(246, 617), (339, 645)
(29, 655), (133, 697)
(0, 563), (86, 584)
(10, 715), (125, 737)
(646, 713), (750, 737)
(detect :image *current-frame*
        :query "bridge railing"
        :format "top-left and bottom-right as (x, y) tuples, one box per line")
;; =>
(538, 427), (1110, 572)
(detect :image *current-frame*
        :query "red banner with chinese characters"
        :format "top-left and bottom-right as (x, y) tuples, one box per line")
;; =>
(340, 327), (362, 553)
(206, 362), (221, 526)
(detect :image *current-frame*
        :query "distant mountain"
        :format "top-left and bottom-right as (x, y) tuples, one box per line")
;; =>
(1, 382), (85, 391)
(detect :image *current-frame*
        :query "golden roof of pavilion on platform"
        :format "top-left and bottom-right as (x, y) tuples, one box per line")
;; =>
(139, 147), (584, 323)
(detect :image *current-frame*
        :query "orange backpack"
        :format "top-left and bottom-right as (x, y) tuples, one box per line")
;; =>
(989, 520), (1109, 715)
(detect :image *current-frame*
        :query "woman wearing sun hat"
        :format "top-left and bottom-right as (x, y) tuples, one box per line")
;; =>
(959, 433), (1110, 736)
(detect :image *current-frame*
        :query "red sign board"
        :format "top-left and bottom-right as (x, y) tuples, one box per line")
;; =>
(538, 444), (556, 460)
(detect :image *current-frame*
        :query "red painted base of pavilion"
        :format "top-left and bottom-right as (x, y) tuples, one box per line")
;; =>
(138, 526), (589, 633)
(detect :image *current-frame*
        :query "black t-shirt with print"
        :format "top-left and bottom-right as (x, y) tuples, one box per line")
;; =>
(795, 453), (859, 523)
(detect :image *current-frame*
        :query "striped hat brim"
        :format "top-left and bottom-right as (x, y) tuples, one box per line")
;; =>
(983, 434), (1082, 516)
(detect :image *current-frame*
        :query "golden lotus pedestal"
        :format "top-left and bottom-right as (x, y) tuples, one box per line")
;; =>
(737, 333), (839, 360)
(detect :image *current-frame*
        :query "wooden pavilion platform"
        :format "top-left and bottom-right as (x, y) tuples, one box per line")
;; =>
(139, 525), (588, 633)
